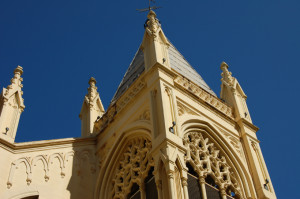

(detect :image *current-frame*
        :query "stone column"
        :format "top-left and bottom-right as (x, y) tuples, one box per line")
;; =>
(220, 188), (227, 199)
(167, 171), (176, 199)
(155, 179), (163, 199)
(140, 182), (146, 199)
(181, 177), (189, 199)
(199, 177), (207, 199)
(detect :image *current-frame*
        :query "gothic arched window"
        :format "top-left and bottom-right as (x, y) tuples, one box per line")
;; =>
(110, 137), (158, 199)
(128, 183), (141, 199)
(205, 175), (222, 199)
(145, 167), (158, 199)
(184, 131), (242, 199)
(187, 162), (202, 199)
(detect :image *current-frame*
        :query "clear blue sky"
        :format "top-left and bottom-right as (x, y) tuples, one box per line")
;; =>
(0, 0), (299, 198)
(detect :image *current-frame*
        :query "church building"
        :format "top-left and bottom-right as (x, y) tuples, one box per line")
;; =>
(0, 11), (276, 199)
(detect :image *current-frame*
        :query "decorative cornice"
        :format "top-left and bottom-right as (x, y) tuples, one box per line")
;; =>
(174, 76), (234, 118)
(0, 137), (96, 153)
(240, 118), (259, 132)
(116, 80), (146, 112)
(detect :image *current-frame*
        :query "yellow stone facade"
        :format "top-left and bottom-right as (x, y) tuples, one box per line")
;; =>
(0, 11), (276, 199)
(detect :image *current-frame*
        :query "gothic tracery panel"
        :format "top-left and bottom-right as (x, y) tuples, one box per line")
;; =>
(111, 137), (154, 199)
(183, 131), (242, 198)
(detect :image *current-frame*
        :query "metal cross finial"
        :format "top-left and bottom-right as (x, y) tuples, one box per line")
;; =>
(136, 0), (161, 12)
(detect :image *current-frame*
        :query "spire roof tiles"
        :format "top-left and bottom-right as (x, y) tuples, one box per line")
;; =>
(111, 41), (216, 104)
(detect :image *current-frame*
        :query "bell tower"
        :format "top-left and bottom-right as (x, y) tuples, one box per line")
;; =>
(95, 10), (277, 199)
(0, 66), (25, 143)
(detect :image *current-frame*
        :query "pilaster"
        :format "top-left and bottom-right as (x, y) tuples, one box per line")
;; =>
(239, 120), (276, 199)
(220, 62), (276, 198)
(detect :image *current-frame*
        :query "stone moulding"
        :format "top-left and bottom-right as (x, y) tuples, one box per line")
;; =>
(116, 80), (146, 112)
(174, 76), (234, 118)
(177, 101), (198, 116)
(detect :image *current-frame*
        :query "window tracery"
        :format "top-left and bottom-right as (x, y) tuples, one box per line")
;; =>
(183, 131), (242, 198)
(111, 137), (154, 199)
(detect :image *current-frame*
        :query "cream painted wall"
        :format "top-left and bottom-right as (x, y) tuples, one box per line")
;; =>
(0, 138), (96, 199)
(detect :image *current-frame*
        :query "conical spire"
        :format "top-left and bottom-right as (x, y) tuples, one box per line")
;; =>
(110, 11), (216, 103)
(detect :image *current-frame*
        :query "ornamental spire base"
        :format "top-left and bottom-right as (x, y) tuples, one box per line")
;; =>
(220, 62), (252, 123)
(141, 11), (170, 71)
(79, 77), (105, 137)
(0, 66), (25, 143)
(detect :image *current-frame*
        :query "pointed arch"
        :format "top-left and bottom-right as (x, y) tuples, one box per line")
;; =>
(174, 160), (184, 199)
(157, 159), (170, 199)
(95, 126), (153, 199)
(31, 155), (49, 182)
(48, 153), (65, 178)
(7, 190), (39, 199)
(181, 118), (255, 198)
(7, 157), (32, 188)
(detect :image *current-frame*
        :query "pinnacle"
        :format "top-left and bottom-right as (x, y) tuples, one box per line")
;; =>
(147, 10), (156, 18)
(14, 65), (23, 75)
(89, 77), (97, 86)
(220, 62), (229, 71)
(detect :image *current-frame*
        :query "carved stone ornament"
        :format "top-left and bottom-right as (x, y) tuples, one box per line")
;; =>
(137, 109), (151, 121)
(183, 132), (242, 197)
(116, 80), (145, 112)
(177, 101), (198, 116)
(87, 77), (97, 104)
(111, 137), (154, 198)
(1, 65), (25, 111)
(95, 80), (146, 132)
(6, 149), (96, 189)
(145, 10), (161, 37)
(221, 62), (235, 87)
(215, 126), (244, 158)
(174, 76), (233, 118)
